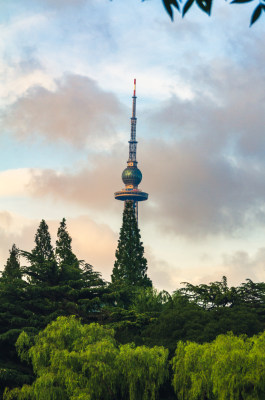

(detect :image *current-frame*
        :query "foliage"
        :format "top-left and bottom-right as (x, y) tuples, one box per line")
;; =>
(55, 218), (78, 267)
(141, 282), (265, 353)
(111, 201), (152, 288)
(180, 276), (239, 309)
(1, 217), (265, 399)
(159, 0), (265, 25)
(30, 220), (54, 264)
(1, 245), (21, 280)
(4, 316), (168, 400)
(130, 287), (171, 314)
(0, 219), (105, 398)
(180, 276), (265, 311)
(172, 331), (265, 399)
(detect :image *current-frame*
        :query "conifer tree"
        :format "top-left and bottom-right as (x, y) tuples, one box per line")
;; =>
(21, 219), (58, 285)
(56, 218), (78, 266)
(2, 244), (21, 280)
(31, 219), (54, 263)
(111, 201), (152, 288)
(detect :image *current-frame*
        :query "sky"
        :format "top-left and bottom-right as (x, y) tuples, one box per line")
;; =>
(0, 0), (265, 291)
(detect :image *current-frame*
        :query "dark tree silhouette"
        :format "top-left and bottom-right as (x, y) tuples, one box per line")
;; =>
(111, 201), (152, 288)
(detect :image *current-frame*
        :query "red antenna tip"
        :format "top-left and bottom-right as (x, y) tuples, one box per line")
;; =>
(133, 79), (136, 96)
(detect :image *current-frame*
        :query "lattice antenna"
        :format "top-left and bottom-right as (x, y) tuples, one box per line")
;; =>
(128, 78), (137, 163)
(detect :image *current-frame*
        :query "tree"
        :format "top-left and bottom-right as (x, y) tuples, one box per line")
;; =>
(55, 218), (78, 267)
(180, 276), (238, 309)
(0, 221), (106, 398)
(0, 249), (34, 400)
(158, 0), (265, 26)
(1, 245), (21, 280)
(3, 316), (168, 400)
(31, 220), (54, 264)
(21, 220), (59, 286)
(171, 331), (265, 399)
(111, 201), (152, 288)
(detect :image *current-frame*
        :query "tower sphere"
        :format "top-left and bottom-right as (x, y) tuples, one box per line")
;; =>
(122, 166), (142, 186)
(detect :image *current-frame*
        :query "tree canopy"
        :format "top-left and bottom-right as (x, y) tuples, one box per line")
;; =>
(172, 331), (265, 399)
(1, 218), (265, 399)
(4, 316), (168, 400)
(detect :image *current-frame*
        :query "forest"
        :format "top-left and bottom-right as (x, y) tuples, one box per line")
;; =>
(1, 202), (265, 399)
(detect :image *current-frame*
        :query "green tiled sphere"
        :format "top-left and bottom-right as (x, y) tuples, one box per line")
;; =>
(122, 167), (142, 186)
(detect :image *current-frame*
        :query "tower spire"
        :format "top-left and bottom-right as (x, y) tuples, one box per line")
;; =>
(129, 78), (137, 163)
(114, 79), (148, 224)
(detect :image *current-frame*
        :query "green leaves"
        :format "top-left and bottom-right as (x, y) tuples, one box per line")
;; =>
(182, 0), (195, 15)
(250, 3), (265, 25)
(231, 0), (265, 25)
(6, 317), (168, 400)
(172, 332), (265, 400)
(196, 0), (213, 15)
(111, 201), (152, 290)
(231, 0), (254, 3)
(162, 0), (180, 20)
(183, 0), (213, 16)
(161, 0), (264, 24)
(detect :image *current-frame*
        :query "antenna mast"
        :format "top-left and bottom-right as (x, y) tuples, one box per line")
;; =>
(129, 79), (137, 163)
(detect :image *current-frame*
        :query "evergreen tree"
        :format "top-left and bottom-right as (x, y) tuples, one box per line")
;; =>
(111, 201), (152, 288)
(1, 244), (21, 280)
(31, 219), (54, 263)
(55, 218), (78, 266)
(21, 220), (58, 286)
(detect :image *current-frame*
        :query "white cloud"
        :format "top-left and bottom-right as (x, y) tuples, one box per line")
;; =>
(0, 168), (33, 197)
(1, 74), (125, 147)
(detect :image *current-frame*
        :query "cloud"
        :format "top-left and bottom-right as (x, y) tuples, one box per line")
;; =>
(40, 0), (88, 8)
(0, 168), (34, 197)
(141, 138), (265, 237)
(1, 74), (125, 147)
(68, 216), (117, 280)
(26, 127), (265, 239)
(222, 248), (265, 285)
(138, 55), (265, 238)
(27, 148), (126, 210)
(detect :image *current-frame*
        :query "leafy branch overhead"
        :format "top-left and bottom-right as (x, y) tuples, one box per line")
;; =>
(158, 0), (265, 25)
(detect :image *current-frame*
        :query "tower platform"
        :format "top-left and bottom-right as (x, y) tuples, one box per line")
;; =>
(115, 189), (148, 202)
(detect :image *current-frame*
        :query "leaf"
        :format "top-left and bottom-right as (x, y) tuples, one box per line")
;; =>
(196, 0), (213, 15)
(231, 0), (254, 3)
(250, 3), (263, 26)
(162, 0), (180, 21)
(182, 0), (195, 16)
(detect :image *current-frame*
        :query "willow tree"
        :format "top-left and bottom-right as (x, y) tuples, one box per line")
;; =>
(4, 316), (168, 400)
(172, 331), (265, 399)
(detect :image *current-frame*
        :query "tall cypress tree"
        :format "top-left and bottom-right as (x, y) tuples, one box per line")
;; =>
(2, 244), (21, 280)
(56, 218), (78, 266)
(111, 201), (152, 288)
(31, 219), (54, 263)
(21, 219), (58, 285)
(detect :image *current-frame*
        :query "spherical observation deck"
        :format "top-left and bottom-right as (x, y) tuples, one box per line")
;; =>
(114, 188), (148, 202)
(122, 166), (142, 187)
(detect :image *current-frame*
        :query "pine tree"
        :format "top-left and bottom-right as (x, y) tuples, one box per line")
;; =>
(111, 201), (152, 288)
(2, 244), (21, 280)
(21, 219), (58, 285)
(31, 219), (54, 263)
(56, 218), (78, 266)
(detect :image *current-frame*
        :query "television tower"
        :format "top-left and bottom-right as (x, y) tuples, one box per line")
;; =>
(114, 79), (148, 223)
